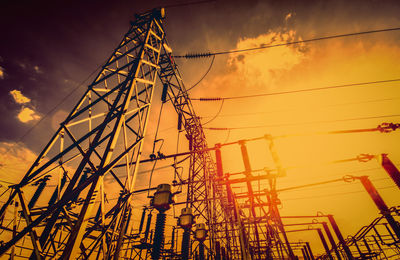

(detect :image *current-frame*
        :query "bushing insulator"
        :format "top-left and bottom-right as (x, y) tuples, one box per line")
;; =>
(151, 213), (166, 260)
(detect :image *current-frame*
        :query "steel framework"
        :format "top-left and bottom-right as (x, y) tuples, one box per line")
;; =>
(1, 7), (399, 260)
(0, 8), (230, 259)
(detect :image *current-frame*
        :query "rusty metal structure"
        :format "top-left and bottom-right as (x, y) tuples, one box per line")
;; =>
(0, 7), (399, 260)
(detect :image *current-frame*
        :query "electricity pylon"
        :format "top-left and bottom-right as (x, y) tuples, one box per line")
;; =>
(0, 8), (229, 259)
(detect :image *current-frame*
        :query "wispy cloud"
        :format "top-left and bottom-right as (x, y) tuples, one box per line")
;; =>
(9, 90), (41, 123)
(200, 29), (306, 95)
(0, 66), (4, 79)
(33, 65), (43, 74)
(0, 142), (37, 183)
(17, 107), (41, 123)
(18, 62), (27, 69)
(285, 12), (293, 22)
(10, 90), (31, 104)
(228, 30), (305, 88)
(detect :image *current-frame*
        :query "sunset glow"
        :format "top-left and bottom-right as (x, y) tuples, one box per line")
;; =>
(0, 1), (399, 259)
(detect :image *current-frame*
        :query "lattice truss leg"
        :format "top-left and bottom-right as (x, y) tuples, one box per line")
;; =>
(0, 10), (166, 259)
(0, 8), (233, 260)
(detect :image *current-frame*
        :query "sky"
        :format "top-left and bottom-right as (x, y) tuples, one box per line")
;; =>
(1, 0), (400, 257)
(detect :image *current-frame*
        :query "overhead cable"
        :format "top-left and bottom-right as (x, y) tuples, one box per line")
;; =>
(204, 116), (400, 130)
(201, 99), (224, 125)
(198, 97), (400, 120)
(283, 185), (397, 201)
(174, 27), (400, 58)
(113, 122), (398, 167)
(193, 78), (400, 101)
(186, 54), (215, 92)
(0, 65), (103, 161)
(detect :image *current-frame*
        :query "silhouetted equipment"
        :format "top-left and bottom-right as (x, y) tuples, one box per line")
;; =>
(215, 143), (223, 177)
(357, 176), (400, 240)
(150, 184), (174, 260)
(48, 172), (67, 205)
(161, 83), (169, 103)
(195, 223), (207, 242)
(138, 207), (147, 235)
(179, 207), (194, 260)
(28, 175), (50, 209)
(0, 6), (230, 259)
(381, 153), (400, 189)
(316, 228), (332, 259)
(305, 242), (314, 260)
(0, 6), (399, 260)
(195, 223), (207, 259)
(327, 214), (354, 260)
(144, 212), (153, 243)
(322, 221), (341, 260)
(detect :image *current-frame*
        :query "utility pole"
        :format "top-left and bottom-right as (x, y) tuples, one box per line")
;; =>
(321, 221), (341, 260)
(357, 176), (400, 240)
(381, 154), (400, 189)
(239, 141), (262, 259)
(269, 191), (296, 259)
(327, 215), (354, 260)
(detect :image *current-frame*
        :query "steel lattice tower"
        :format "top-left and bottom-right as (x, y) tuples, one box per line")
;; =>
(0, 8), (231, 259)
(3, 7), (396, 260)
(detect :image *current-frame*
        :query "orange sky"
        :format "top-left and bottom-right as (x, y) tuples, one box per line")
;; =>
(185, 22), (400, 254)
(1, 2), (400, 257)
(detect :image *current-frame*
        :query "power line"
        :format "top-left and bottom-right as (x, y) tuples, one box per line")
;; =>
(278, 167), (384, 186)
(148, 97), (400, 135)
(0, 180), (15, 185)
(10, 122), (396, 177)
(174, 27), (400, 58)
(277, 166), (400, 194)
(201, 99), (224, 125)
(205, 115), (400, 130)
(0, 65), (102, 161)
(17, 70), (99, 138)
(162, 54), (215, 103)
(186, 54), (215, 92)
(192, 78), (400, 101)
(277, 176), (391, 193)
(282, 185), (397, 201)
(199, 97), (400, 119)
(280, 177), (391, 194)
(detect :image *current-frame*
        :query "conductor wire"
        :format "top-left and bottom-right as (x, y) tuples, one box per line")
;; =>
(174, 27), (400, 58)
(186, 54), (215, 92)
(193, 78), (400, 101)
(202, 99), (224, 125)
